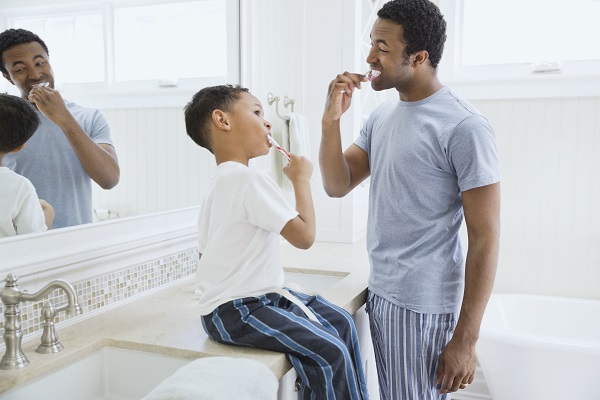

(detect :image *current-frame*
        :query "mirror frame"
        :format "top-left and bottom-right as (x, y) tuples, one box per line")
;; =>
(1, 206), (199, 277)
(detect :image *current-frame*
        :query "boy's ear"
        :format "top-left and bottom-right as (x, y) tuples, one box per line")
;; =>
(11, 144), (25, 153)
(212, 109), (231, 131)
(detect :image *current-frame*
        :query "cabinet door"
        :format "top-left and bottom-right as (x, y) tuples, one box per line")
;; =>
(354, 305), (381, 399)
(277, 367), (301, 400)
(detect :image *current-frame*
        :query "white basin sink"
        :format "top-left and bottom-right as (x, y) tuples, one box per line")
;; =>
(283, 270), (346, 294)
(1, 347), (192, 400)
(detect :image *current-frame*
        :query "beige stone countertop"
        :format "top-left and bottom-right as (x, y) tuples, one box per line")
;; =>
(0, 240), (370, 395)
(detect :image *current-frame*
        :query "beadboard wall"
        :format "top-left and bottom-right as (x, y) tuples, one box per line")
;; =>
(92, 94), (600, 302)
(91, 108), (215, 220)
(472, 97), (600, 300)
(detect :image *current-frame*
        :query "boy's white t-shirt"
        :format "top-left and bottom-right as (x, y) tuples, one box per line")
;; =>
(196, 161), (298, 315)
(0, 166), (47, 237)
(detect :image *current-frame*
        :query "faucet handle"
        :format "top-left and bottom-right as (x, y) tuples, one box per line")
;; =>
(4, 274), (19, 287)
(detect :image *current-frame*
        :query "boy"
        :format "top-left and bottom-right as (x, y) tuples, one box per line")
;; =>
(184, 85), (369, 399)
(0, 93), (54, 237)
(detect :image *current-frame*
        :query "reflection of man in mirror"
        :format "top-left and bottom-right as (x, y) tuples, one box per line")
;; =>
(0, 28), (120, 229)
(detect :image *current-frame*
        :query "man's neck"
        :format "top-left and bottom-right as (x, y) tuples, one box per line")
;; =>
(398, 74), (444, 102)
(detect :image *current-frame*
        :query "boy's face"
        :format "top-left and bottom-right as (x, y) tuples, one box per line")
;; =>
(1, 41), (55, 100)
(229, 92), (272, 159)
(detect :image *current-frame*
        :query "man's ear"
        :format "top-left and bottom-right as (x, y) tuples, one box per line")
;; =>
(212, 109), (231, 131)
(412, 50), (429, 67)
(2, 72), (14, 85)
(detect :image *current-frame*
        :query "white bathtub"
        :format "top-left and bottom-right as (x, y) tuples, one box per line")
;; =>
(477, 294), (600, 400)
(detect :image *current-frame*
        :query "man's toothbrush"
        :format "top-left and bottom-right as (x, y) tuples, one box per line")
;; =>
(339, 69), (381, 93)
(269, 135), (291, 161)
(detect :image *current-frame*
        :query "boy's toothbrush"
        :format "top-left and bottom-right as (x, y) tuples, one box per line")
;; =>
(269, 135), (291, 161)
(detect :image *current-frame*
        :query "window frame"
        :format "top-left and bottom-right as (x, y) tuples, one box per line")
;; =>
(438, 0), (600, 100)
(0, 0), (240, 109)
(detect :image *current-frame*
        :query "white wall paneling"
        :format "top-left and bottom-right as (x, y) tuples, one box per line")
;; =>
(472, 97), (600, 299)
(91, 108), (215, 220)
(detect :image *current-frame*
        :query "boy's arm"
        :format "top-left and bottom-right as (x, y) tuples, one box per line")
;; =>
(280, 155), (315, 249)
(40, 199), (55, 230)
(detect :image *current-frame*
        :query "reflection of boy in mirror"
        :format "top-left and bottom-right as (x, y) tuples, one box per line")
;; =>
(184, 85), (369, 399)
(0, 93), (54, 237)
(0, 28), (120, 229)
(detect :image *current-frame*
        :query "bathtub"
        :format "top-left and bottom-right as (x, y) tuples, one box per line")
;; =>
(476, 294), (600, 400)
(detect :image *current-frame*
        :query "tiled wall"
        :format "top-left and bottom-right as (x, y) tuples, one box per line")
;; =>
(0, 248), (197, 338)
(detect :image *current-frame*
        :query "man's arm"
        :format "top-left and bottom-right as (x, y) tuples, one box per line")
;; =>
(28, 86), (120, 189)
(437, 182), (501, 394)
(320, 72), (370, 197)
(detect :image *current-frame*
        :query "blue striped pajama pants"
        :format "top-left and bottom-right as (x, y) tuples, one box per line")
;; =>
(201, 290), (369, 400)
(366, 291), (457, 400)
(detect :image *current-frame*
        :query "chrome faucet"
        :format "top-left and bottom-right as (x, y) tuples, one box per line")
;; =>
(0, 273), (82, 370)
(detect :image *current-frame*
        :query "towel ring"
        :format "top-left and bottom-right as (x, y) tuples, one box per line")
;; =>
(267, 92), (293, 121)
(283, 96), (295, 112)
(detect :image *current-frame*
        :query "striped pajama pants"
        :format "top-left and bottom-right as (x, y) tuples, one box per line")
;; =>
(201, 290), (369, 400)
(366, 291), (457, 400)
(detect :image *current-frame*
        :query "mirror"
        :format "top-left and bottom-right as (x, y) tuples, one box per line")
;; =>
(0, 0), (239, 233)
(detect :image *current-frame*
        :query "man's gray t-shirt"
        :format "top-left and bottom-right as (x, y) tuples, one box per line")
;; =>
(4, 100), (113, 229)
(355, 86), (500, 314)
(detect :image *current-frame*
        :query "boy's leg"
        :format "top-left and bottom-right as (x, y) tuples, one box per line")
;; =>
(366, 291), (456, 400)
(289, 290), (369, 399)
(202, 294), (367, 400)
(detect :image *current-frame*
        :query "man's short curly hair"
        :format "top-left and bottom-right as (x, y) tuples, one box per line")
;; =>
(378, 0), (447, 69)
(0, 29), (49, 75)
(0, 93), (40, 153)
(184, 84), (249, 154)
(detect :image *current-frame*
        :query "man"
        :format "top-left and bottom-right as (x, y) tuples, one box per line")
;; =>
(0, 28), (119, 228)
(320, 0), (500, 399)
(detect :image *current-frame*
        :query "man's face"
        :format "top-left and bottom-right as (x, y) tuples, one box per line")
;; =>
(2, 41), (54, 100)
(229, 92), (273, 159)
(366, 18), (414, 92)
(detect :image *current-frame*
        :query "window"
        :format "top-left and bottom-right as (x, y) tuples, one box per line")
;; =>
(0, 0), (240, 108)
(438, 0), (600, 99)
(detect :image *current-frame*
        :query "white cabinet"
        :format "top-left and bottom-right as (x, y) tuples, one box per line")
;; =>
(277, 367), (302, 400)
(277, 305), (379, 400)
(354, 304), (380, 400)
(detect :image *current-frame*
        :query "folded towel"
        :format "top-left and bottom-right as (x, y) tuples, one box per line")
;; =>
(142, 356), (278, 400)
(282, 112), (311, 192)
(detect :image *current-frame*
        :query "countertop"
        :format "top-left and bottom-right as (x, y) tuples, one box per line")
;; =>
(0, 240), (370, 394)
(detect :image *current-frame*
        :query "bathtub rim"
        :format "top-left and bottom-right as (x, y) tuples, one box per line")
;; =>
(480, 293), (600, 354)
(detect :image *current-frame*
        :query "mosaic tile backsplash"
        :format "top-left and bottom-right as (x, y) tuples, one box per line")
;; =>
(0, 248), (197, 339)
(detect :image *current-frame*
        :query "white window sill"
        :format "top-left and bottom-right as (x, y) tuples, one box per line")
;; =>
(441, 73), (600, 100)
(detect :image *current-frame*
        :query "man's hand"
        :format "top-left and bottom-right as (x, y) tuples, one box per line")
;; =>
(436, 336), (476, 394)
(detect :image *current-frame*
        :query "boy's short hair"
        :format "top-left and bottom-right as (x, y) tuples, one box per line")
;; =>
(378, 0), (447, 69)
(0, 94), (40, 153)
(184, 84), (249, 153)
(0, 28), (50, 75)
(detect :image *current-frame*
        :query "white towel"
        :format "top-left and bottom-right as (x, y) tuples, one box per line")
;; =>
(142, 356), (278, 400)
(282, 112), (311, 192)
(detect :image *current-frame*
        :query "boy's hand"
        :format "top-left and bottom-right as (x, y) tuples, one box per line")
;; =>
(283, 154), (313, 184)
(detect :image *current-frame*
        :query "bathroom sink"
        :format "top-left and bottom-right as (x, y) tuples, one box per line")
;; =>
(283, 269), (347, 294)
(3, 271), (346, 400)
(1, 347), (192, 400)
